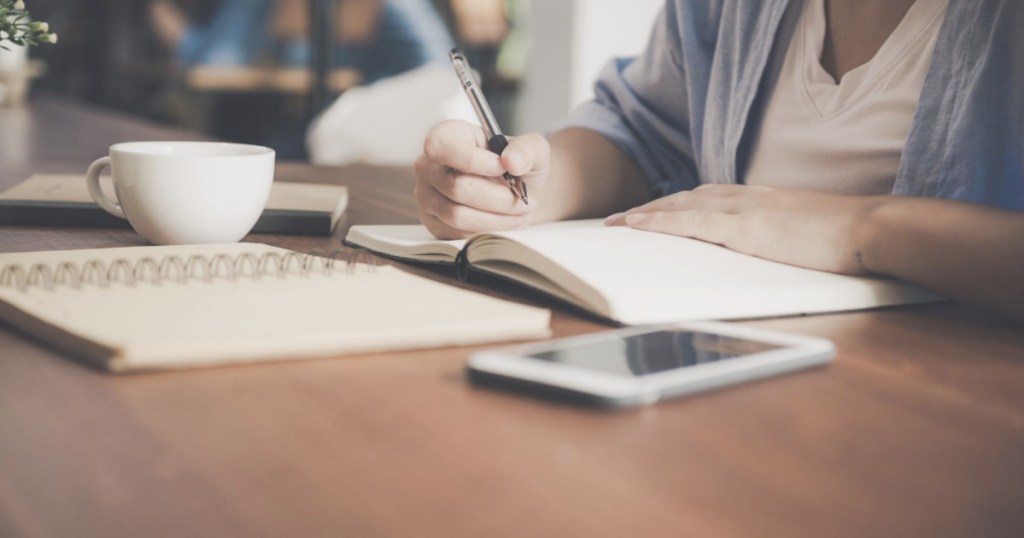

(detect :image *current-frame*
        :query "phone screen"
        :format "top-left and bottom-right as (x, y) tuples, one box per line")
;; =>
(527, 329), (784, 378)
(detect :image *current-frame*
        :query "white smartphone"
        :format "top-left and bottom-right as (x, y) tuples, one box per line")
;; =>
(467, 321), (835, 408)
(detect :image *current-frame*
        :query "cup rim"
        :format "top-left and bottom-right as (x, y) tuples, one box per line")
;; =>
(110, 141), (274, 158)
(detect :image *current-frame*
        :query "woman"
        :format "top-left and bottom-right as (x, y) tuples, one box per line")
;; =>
(413, 0), (1024, 321)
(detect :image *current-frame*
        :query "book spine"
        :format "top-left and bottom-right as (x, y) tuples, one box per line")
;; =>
(0, 201), (131, 228)
(454, 247), (472, 282)
(0, 202), (332, 236)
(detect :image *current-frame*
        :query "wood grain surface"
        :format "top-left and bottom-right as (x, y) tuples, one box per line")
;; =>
(1, 98), (1022, 538)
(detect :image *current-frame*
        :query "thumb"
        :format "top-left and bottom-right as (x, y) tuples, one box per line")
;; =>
(501, 132), (550, 177)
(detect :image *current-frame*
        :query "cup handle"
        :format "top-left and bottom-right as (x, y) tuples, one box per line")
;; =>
(86, 156), (125, 219)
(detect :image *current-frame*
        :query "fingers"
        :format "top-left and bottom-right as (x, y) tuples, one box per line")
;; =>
(623, 210), (740, 247)
(416, 121), (552, 239)
(604, 192), (733, 226)
(631, 184), (757, 212)
(417, 186), (531, 239)
(422, 120), (505, 178)
(421, 214), (472, 240)
(415, 159), (531, 238)
(501, 132), (550, 177)
(612, 185), (758, 247)
(415, 155), (529, 215)
(605, 184), (775, 225)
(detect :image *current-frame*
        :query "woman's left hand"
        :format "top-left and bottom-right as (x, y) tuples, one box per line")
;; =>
(605, 184), (886, 275)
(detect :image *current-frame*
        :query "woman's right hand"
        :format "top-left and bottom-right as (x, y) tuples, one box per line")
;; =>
(414, 120), (550, 239)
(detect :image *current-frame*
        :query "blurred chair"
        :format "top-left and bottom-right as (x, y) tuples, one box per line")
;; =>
(306, 64), (475, 166)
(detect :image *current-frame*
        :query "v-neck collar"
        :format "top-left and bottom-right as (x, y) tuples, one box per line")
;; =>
(798, 0), (949, 119)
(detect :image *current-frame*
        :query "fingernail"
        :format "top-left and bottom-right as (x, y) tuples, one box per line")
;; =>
(604, 212), (624, 225)
(625, 213), (650, 226)
(503, 149), (525, 175)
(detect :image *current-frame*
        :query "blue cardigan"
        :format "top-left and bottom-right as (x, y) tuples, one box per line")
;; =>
(563, 0), (1024, 209)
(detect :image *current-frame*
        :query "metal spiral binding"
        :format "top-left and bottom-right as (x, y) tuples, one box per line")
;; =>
(0, 249), (377, 292)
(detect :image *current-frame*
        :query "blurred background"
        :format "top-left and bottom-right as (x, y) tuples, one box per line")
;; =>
(2, 0), (662, 164)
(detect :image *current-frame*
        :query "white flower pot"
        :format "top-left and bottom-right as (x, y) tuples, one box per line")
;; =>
(0, 41), (29, 75)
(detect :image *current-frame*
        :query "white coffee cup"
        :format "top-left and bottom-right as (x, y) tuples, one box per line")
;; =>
(86, 141), (275, 245)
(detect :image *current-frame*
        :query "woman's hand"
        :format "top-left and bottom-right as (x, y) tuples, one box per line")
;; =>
(414, 120), (550, 239)
(605, 184), (885, 275)
(607, 184), (1024, 322)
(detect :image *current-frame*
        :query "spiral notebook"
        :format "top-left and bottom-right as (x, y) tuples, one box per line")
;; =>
(0, 243), (551, 372)
(345, 220), (943, 324)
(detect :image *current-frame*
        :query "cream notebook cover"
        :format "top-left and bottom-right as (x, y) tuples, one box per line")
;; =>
(0, 243), (551, 372)
(345, 220), (944, 324)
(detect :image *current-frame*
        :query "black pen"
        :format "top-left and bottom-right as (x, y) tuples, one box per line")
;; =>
(449, 48), (529, 205)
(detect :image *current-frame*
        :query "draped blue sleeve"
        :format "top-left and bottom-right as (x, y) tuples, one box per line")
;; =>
(558, 3), (702, 198)
(896, 0), (1024, 210)
(557, 1), (792, 198)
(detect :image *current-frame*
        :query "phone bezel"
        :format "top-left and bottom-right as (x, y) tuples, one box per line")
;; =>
(467, 321), (835, 407)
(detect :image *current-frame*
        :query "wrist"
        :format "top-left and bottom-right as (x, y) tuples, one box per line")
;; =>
(854, 196), (912, 276)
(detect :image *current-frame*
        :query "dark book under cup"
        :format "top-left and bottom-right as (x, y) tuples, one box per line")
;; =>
(0, 174), (348, 235)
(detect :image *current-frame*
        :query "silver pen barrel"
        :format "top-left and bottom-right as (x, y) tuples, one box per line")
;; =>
(450, 49), (502, 140)
(450, 48), (528, 205)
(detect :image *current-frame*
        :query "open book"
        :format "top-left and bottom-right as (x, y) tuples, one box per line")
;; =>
(0, 243), (550, 372)
(0, 174), (349, 235)
(345, 220), (943, 324)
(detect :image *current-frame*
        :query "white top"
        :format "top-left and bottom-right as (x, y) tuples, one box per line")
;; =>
(743, 0), (950, 194)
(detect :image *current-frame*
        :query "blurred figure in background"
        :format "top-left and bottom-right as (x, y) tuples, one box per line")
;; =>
(440, 0), (514, 81)
(146, 0), (455, 159)
(145, 0), (518, 163)
(304, 0), (519, 165)
(450, 0), (508, 48)
(148, 0), (452, 83)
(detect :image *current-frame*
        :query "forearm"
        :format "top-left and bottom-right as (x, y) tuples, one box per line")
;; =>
(859, 197), (1024, 322)
(534, 128), (651, 223)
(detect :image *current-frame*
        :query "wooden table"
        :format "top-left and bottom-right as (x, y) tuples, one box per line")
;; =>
(1, 98), (1023, 538)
